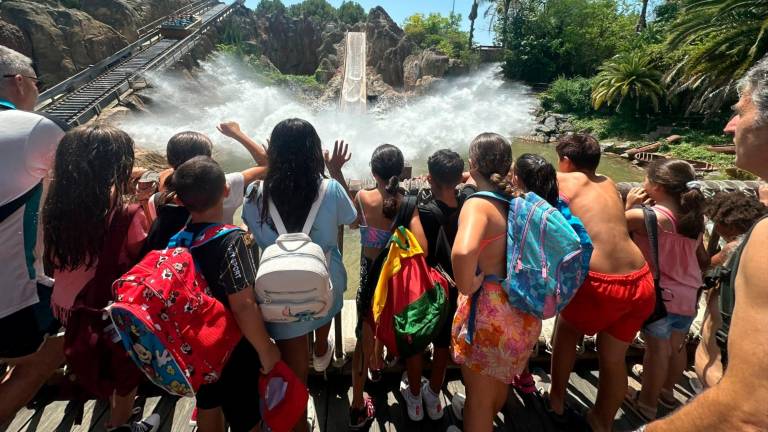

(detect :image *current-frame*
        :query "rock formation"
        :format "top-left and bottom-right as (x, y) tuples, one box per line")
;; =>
(0, 0), (193, 85)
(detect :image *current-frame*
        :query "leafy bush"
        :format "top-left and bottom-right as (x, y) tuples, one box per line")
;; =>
(540, 77), (595, 114)
(255, 0), (286, 16)
(500, 0), (636, 83)
(338, 1), (366, 26)
(403, 13), (469, 59)
(287, 0), (337, 24)
(663, 143), (735, 167)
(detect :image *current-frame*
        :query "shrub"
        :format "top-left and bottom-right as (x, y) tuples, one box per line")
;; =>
(540, 77), (595, 114)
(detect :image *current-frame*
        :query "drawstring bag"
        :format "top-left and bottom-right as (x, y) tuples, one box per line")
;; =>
(371, 226), (450, 358)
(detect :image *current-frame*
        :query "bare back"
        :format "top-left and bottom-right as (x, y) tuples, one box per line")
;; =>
(356, 188), (428, 261)
(452, 196), (507, 294)
(557, 171), (646, 274)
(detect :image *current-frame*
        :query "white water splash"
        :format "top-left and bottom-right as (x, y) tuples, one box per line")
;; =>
(119, 53), (538, 177)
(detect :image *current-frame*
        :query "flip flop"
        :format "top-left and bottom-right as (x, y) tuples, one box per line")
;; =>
(623, 388), (656, 423)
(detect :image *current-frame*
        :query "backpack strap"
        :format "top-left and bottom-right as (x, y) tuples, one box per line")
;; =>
(262, 180), (329, 235)
(0, 182), (42, 224)
(394, 195), (418, 229)
(642, 206), (661, 284)
(167, 224), (241, 249)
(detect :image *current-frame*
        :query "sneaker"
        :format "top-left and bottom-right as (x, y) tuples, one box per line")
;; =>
(312, 329), (335, 372)
(450, 393), (465, 421)
(189, 407), (197, 427)
(349, 397), (375, 430)
(446, 427), (462, 432)
(108, 414), (160, 432)
(400, 373), (424, 421)
(421, 378), (444, 420)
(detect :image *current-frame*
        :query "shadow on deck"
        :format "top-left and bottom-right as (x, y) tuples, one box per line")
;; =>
(3, 363), (700, 432)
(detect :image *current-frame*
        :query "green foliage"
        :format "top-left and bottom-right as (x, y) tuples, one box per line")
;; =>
(338, 1), (366, 25)
(403, 13), (469, 58)
(592, 52), (665, 113)
(665, 0), (768, 113)
(540, 77), (595, 114)
(500, 0), (637, 83)
(287, 0), (337, 24)
(255, 0), (286, 16)
(663, 143), (735, 167)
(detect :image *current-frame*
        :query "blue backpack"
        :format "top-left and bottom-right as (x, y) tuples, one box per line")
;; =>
(471, 191), (590, 319)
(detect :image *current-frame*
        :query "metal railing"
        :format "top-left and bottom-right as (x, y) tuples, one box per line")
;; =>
(137, 0), (215, 37)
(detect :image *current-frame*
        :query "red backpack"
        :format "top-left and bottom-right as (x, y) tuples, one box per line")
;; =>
(63, 205), (145, 399)
(109, 224), (243, 397)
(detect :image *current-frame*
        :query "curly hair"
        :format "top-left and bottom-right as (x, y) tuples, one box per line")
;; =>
(370, 144), (404, 219)
(261, 118), (326, 232)
(706, 191), (767, 235)
(647, 159), (705, 239)
(469, 132), (516, 196)
(43, 125), (135, 270)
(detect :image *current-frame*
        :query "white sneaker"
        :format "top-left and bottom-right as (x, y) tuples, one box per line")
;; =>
(109, 414), (160, 432)
(400, 373), (424, 421)
(421, 378), (444, 420)
(312, 329), (335, 372)
(450, 393), (465, 421)
(446, 426), (462, 432)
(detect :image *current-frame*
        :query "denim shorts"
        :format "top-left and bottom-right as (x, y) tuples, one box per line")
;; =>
(643, 313), (695, 339)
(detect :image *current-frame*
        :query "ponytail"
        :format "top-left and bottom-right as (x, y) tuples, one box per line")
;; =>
(677, 187), (706, 239)
(382, 175), (400, 219)
(490, 173), (516, 197)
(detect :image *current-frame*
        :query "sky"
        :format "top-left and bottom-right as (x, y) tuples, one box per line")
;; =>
(242, 0), (498, 45)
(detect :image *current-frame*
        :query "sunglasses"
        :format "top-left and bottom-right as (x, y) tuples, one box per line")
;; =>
(3, 74), (45, 91)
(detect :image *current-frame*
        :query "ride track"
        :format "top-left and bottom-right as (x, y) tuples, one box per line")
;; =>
(339, 32), (367, 114)
(34, 0), (243, 126)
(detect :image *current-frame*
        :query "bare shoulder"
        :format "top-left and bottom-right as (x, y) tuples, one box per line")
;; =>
(737, 219), (768, 305)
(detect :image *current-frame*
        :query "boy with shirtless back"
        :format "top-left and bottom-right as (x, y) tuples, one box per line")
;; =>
(548, 134), (654, 432)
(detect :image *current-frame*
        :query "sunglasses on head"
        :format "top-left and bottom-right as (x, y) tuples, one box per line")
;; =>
(2, 74), (45, 91)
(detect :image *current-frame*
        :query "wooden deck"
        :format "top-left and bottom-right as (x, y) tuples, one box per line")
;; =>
(2, 363), (699, 432)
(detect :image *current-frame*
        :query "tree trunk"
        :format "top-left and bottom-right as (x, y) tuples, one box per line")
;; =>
(468, 0), (479, 48)
(636, 0), (649, 32)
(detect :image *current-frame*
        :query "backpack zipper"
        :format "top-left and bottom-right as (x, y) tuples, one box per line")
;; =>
(515, 199), (547, 272)
(259, 252), (329, 267)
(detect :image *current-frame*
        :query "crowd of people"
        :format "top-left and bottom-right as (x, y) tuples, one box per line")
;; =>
(2, 44), (768, 432)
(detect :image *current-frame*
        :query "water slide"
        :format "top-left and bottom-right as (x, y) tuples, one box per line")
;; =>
(339, 32), (367, 113)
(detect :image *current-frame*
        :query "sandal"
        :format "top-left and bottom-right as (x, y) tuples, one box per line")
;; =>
(349, 397), (376, 430)
(623, 388), (656, 423)
(658, 389), (678, 409)
(513, 372), (537, 394)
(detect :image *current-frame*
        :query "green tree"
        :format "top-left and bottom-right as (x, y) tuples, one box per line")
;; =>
(338, 1), (366, 25)
(287, 0), (337, 23)
(255, 0), (286, 16)
(403, 13), (469, 58)
(666, 0), (768, 113)
(592, 52), (665, 112)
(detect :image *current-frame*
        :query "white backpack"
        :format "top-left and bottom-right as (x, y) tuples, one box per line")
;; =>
(254, 180), (333, 322)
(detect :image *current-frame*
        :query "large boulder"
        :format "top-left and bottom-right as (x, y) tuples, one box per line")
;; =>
(1, 0), (128, 84)
(365, 6), (415, 88)
(403, 48), (449, 90)
(0, 18), (31, 55)
(80, 0), (140, 42)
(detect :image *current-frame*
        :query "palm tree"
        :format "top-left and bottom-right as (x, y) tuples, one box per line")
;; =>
(483, 0), (516, 48)
(666, 0), (768, 113)
(468, 0), (480, 48)
(636, 0), (649, 32)
(592, 53), (665, 112)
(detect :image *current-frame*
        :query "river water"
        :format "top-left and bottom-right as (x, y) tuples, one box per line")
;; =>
(119, 52), (643, 295)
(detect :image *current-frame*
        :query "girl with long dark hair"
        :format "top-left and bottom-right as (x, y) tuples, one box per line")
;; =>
(43, 125), (158, 432)
(624, 158), (709, 421)
(242, 118), (357, 432)
(349, 143), (428, 429)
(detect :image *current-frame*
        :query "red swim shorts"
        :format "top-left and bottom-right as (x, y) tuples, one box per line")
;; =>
(560, 264), (655, 343)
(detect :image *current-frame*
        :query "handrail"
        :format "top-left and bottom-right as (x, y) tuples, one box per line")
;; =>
(137, 0), (214, 36)
(133, 2), (238, 76)
(35, 32), (161, 110)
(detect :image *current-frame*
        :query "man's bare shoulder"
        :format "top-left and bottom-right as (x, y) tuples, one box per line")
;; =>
(738, 218), (768, 306)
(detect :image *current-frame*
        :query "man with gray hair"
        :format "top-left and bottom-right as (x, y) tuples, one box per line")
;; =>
(0, 45), (68, 423)
(642, 58), (768, 431)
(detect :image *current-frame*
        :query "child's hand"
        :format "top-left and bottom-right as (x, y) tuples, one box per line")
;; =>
(217, 121), (243, 139)
(324, 140), (351, 175)
(625, 187), (651, 209)
(259, 340), (281, 375)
